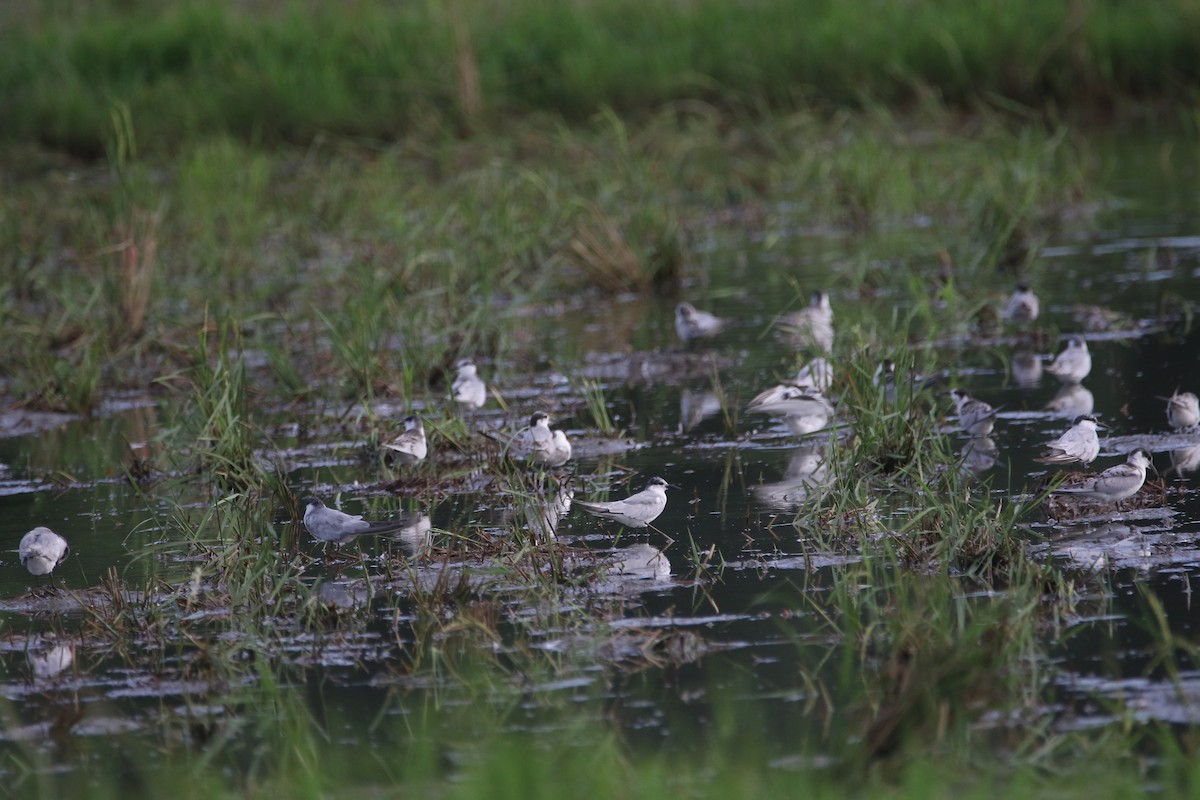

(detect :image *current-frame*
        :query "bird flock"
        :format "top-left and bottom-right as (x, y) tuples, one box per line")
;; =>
(15, 284), (1195, 581)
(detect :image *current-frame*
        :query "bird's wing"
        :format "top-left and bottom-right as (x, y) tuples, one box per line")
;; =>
(1093, 464), (1141, 495)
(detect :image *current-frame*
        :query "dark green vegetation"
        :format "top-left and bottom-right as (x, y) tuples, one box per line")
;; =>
(2, 0), (1200, 154)
(4, 2), (1200, 798)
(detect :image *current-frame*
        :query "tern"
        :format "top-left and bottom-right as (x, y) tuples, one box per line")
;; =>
(1164, 390), (1200, 431)
(490, 412), (572, 467)
(1035, 415), (1100, 465)
(452, 359), (487, 409)
(1052, 448), (1153, 504)
(675, 302), (729, 343)
(1045, 337), (1091, 384)
(574, 477), (671, 529)
(1002, 284), (1039, 323)
(776, 291), (834, 352)
(19, 527), (70, 578)
(303, 498), (409, 545)
(383, 415), (427, 464)
(794, 357), (833, 392)
(950, 388), (998, 436)
(747, 385), (834, 435)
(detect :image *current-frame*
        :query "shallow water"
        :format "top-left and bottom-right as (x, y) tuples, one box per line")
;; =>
(2, 135), (1200, 771)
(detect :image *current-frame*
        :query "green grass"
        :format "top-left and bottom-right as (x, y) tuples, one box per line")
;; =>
(0, 106), (1091, 417)
(1, 0), (1199, 155)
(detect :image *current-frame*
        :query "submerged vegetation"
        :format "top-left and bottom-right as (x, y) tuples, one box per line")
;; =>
(2, 1), (1200, 798)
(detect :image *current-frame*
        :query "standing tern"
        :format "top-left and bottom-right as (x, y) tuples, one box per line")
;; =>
(303, 498), (409, 545)
(574, 477), (671, 529)
(383, 415), (427, 464)
(19, 527), (70, 578)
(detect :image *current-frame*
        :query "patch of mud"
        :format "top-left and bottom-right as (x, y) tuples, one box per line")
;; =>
(0, 587), (144, 615)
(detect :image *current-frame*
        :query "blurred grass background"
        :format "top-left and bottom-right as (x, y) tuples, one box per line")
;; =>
(3, 0), (1198, 155)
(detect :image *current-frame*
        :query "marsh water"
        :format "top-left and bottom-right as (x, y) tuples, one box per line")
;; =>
(3, 135), (1200, 770)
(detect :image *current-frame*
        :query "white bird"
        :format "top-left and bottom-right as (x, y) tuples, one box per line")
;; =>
(496, 412), (572, 467)
(776, 291), (834, 352)
(950, 388), (998, 435)
(747, 385), (834, 435)
(794, 357), (833, 392)
(1164, 390), (1200, 431)
(383, 415), (427, 464)
(1053, 448), (1153, 504)
(748, 359), (833, 412)
(746, 381), (803, 411)
(19, 527), (69, 578)
(547, 429), (573, 467)
(574, 476), (671, 529)
(451, 359), (487, 409)
(1035, 414), (1100, 465)
(675, 302), (729, 343)
(1002, 284), (1039, 323)
(1045, 337), (1091, 384)
(303, 498), (408, 545)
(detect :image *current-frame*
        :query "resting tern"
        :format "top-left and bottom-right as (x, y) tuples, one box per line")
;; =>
(1045, 337), (1091, 384)
(747, 385), (834, 435)
(1035, 415), (1100, 466)
(950, 388), (998, 436)
(675, 302), (729, 343)
(1052, 448), (1154, 504)
(1002, 284), (1039, 323)
(776, 291), (834, 352)
(794, 357), (833, 392)
(1164, 390), (1200, 431)
(452, 359), (487, 409)
(492, 412), (572, 467)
